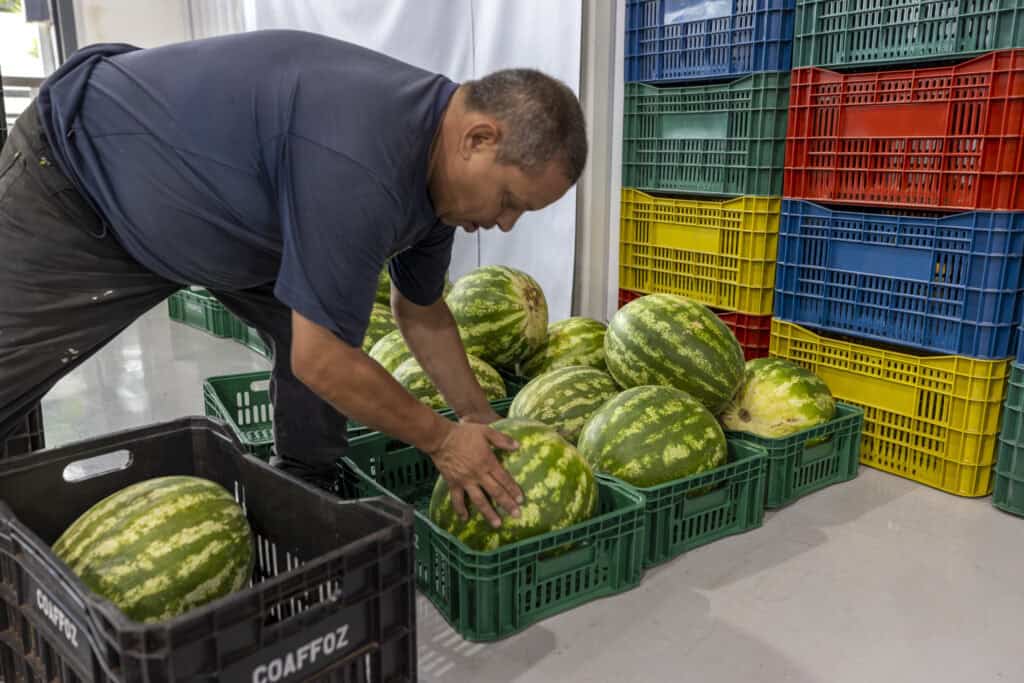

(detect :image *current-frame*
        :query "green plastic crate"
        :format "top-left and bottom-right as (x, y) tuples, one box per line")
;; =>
(994, 363), (1024, 517)
(622, 73), (790, 196)
(599, 440), (768, 569)
(725, 402), (864, 509)
(204, 371), (520, 460)
(231, 318), (272, 358)
(794, 0), (1024, 70)
(167, 287), (235, 338)
(339, 438), (647, 642)
(203, 372), (275, 459)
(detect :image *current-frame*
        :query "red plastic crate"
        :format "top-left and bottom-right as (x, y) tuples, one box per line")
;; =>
(618, 288), (644, 308)
(618, 289), (770, 360)
(784, 49), (1024, 211)
(717, 310), (771, 360)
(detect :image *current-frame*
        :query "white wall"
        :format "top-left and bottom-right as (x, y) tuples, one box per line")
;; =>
(73, 0), (190, 47)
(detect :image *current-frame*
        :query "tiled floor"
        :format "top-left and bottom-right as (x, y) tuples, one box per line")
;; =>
(38, 305), (1024, 683)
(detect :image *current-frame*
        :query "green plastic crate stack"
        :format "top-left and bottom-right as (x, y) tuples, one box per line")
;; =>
(166, 287), (235, 338)
(339, 433), (647, 641)
(994, 361), (1024, 517)
(203, 370), (525, 460)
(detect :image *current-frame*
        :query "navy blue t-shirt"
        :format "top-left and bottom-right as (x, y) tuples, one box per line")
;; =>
(36, 30), (458, 347)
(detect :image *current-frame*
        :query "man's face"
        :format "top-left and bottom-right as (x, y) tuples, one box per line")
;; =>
(438, 130), (574, 233)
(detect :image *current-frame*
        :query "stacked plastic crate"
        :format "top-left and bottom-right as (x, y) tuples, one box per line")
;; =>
(772, 1), (1024, 499)
(167, 286), (272, 357)
(618, 0), (797, 360)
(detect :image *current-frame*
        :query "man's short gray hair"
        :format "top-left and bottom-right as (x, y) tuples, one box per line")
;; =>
(463, 68), (588, 183)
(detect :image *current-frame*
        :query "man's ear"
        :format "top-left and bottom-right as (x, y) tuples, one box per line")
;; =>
(460, 119), (501, 159)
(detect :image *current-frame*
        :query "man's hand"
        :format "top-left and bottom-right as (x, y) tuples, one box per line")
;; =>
(426, 421), (524, 529)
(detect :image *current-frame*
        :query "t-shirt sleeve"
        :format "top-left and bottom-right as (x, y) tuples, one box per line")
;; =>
(389, 221), (455, 306)
(273, 135), (396, 348)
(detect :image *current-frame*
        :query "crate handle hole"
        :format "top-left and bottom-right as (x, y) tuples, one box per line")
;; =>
(251, 379), (270, 393)
(63, 450), (133, 482)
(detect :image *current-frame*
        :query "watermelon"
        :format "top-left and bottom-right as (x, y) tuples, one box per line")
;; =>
(519, 317), (608, 377)
(578, 385), (727, 488)
(509, 366), (620, 444)
(428, 418), (598, 552)
(362, 303), (396, 352)
(375, 268), (392, 305)
(394, 354), (506, 410)
(369, 330), (412, 373)
(447, 266), (548, 368)
(52, 476), (254, 623)
(721, 358), (836, 438)
(605, 294), (744, 414)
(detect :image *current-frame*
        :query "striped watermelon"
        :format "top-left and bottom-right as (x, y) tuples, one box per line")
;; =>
(519, 317), (608, 378)
(428, 418), (598, 551)
(509, 366), (620, 444)
(578, 385), (727, 488)
(375, 268), (391, 305)
(52, 476), (254, 623)
(394, 354), (506, 410)
(605, 294), (744, 414)
(447, 266), (548, 368)
(369, 330), (412, 373)
(362, 303), (396, 352)
(721, 358), (836, 438)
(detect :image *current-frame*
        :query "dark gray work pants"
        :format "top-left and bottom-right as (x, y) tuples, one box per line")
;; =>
(0, 105), (346, 488)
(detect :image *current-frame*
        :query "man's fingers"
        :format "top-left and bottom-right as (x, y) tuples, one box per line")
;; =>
(465, 484), (503, 529)
(488, 464), (524, 506)
(449, 485), (469, 522)
(485, 427), (519, 452)
(484, 470), (522, 517)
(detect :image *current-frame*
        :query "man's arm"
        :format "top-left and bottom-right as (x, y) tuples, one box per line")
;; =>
(290, 311), (523, 527)
(391, 286), (499, 424)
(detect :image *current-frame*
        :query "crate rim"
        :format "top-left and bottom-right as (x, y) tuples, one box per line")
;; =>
(623, 187), (783, 208)
(0, 417), (413, 635)
(771, 318), (1014, 366)
(790, 47), (1024, 82)
(782, 198), (1024, 227)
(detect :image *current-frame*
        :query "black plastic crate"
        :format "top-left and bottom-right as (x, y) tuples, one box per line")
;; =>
(1, 402), (44, 459)
(0, 417), (416, 682)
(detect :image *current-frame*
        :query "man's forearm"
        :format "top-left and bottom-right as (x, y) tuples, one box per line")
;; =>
(392, 292), (494, 420)
(291, 311), (454, 453)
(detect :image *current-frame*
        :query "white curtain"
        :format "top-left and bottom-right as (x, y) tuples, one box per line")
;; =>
(237, 0), (583, 319)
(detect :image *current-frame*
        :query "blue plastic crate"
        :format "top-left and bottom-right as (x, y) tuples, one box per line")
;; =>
(1018, 325), (1024, 364)
(626, 0), (795, 84)
(774, 200), (1024, 359)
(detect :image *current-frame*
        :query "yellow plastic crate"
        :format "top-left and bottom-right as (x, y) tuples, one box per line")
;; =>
(770, 320), (1010, 497)
(619, 189), (779, 314)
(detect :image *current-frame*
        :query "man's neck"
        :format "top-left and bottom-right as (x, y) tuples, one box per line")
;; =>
(427, 86), (465, 218)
